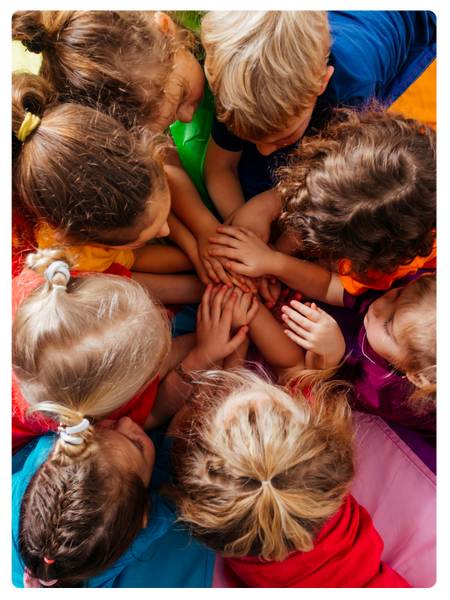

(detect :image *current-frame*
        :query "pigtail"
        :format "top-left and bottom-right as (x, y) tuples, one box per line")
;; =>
(166, 369), (355, 561)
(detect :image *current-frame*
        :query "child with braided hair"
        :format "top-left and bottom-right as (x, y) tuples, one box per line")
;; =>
(165, 369), (410, 588)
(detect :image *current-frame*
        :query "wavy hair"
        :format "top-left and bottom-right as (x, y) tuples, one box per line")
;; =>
(12, 248), (171, 429)
(165, 369), (355, 561)
(202, 11), (330, 140)
(277, 108), (436, 279)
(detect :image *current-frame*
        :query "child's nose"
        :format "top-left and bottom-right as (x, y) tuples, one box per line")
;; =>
(256, 142), (278, 156)
(155, 221), (170, 238)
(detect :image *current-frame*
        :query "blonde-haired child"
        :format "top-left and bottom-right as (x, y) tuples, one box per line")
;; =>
(201, 11), (436, 254)
(12, 248), (250, 451)
(165, 369), (410, 587)
(12, 11), (254, 293)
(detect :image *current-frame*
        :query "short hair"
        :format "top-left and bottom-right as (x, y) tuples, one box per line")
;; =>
(277, 108), (436, 279)
(165, 369), (354, 562)
(202, 11), (330, 140)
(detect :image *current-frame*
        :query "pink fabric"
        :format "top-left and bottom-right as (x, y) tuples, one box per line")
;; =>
(212, 411), (436, 588)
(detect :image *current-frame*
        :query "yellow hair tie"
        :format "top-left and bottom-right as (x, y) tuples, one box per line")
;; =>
(16, 112), (41, 142)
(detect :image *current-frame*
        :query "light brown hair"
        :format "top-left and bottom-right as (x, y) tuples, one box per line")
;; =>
(165, 369), (355, 561)
(12, 72), (169, 247)
(12, 248), (171, 429)
(12, 10), (196, 131)
(398, 274), (436, 414)
(278, 108), (436, 279)
(202, 11), (330, 140)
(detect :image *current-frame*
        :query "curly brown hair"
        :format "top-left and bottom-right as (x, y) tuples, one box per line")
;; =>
(277, 108), (436, 279)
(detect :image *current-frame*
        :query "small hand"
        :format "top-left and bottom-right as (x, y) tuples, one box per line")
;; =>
(281, 300), (345, 369)
(197, 232), (234, 287)
(259, 276), (282, 308)
(270, 290), (302, 323)
(222, 286), (259, 331)
(191, 283), (249, 366)
(209, 225), (278, 278)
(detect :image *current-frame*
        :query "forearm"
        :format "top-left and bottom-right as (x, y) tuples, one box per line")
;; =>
(271, 253), (344, 306)
(166, 211), (200, 262)
(248, 302), (304, 371)
(132, 243), (193, 273)
(131, 272), (205, 304)
(225, 189), (282, 242)
(164, 162), (221, 238)
(204, 163), (246, 221)
(222, 336), (251, 370)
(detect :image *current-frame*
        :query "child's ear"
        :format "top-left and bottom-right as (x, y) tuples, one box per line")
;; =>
(142, 508), (149, 529)
(405, 370), (432, 389)
(318, 66), (334, 97)
(154, 11), (176, 36)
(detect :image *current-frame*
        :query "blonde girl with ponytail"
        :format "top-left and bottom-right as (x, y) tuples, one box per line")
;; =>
(165, 369), (410, 588)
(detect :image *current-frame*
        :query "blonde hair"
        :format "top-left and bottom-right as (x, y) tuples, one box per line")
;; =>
(202, 11), (330, 140)
(398, 274), (436, 414)
(166, 369), (355, 561)
(12, 248), (171, 445)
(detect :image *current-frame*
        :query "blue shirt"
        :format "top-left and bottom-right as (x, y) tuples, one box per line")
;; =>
(211, 10), (436, 200)
(12, 432), (174, 588)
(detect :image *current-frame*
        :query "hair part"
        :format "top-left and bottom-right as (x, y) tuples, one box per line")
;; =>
(277, 107), (436, 278)
(12, 248), (171, 428)
(18, 429), (150, 587)
(165, 369), (355, 561)
(202, 11), (330, 140)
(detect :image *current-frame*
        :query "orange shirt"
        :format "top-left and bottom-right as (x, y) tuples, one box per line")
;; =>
(339, 238), (436, 295)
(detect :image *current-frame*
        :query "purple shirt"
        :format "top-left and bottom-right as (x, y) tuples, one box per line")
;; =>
(336, 287), (436, 436)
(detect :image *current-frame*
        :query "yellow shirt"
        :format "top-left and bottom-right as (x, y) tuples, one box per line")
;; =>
(38, 224), (135, 273)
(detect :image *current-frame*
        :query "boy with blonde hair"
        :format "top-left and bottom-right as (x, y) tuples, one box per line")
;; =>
(201, 10), (436, 220)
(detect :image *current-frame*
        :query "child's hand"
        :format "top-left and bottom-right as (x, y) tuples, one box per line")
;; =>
(190, 283), (249, 367)
(222, 286), (259, 331)
(196, 231), (234, 287)
(281, 300), (346, 369)
(209, 225), (278, 278)
(270, 290), (302, 323)
(259, 276), (282, 308)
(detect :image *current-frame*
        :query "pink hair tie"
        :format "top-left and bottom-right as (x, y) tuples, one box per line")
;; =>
(43, 557), (55, 564)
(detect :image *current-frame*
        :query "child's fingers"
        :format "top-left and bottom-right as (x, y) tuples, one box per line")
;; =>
(211, 284), (230, 321)
(216, 226), (250, 241)
(201, 257), (221, 284)
(226, 325), (249, 353)
(224, 261), (255, 277)
(289, 300), (323, 322)
(209, 257), (234, 287)
(208, 234), (242, 248)
(235, 225), (255, 238)
(199, 283), (213, 323)
(221, 285), (235, 309)
(246, 296), (259, 321)
(284, 328), (312, 349)
(209, 246), (241, 260)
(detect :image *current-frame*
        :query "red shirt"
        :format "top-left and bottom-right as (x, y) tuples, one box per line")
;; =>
(12, 265), (159, 451)
(224, 495), (410, 588)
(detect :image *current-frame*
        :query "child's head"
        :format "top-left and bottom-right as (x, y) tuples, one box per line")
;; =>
(13, 10), (205, 132)
(12, 248), (171, 423)
(364, 274), (436, 412)
(19, 416), (154, 587)
(166, 370), (354, 561)
(278, 109), (436, 278)
(201, 11), (333, 153)
(12, 72), (170, 248)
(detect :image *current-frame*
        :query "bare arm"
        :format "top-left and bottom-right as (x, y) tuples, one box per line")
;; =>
(131, 272), (205, 304)
(223, 188), (282, 243)
(248, 301), (305, 372)
(132, 242), (193, 274)
(203, 136), (245, 220)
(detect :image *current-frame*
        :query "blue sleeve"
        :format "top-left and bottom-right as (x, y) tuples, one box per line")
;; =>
(323, 11), (436, 107)
(211, 114), (245, 152)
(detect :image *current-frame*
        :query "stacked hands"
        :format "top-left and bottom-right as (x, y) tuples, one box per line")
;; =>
(206, 224), (346, 369)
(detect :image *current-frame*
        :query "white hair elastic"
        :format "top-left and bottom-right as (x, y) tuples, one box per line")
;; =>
(261, 481), (271, 485)
(58, 417), (90, 445)
(44, 261), (71, 291)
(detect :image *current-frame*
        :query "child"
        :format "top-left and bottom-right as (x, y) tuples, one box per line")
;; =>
(165, 369), (410, 587)
(12, 72), (205, 303)
(208, 109), (436, 297)
(281, 274), (436, 434)
(12, 248), (250, 451)
(13, 415), (173, 587)
(201, 10), (436, 214)
(12, 10), (253, 292)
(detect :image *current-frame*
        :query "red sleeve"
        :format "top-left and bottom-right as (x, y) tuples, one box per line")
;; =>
(108, 377), (160, 427)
